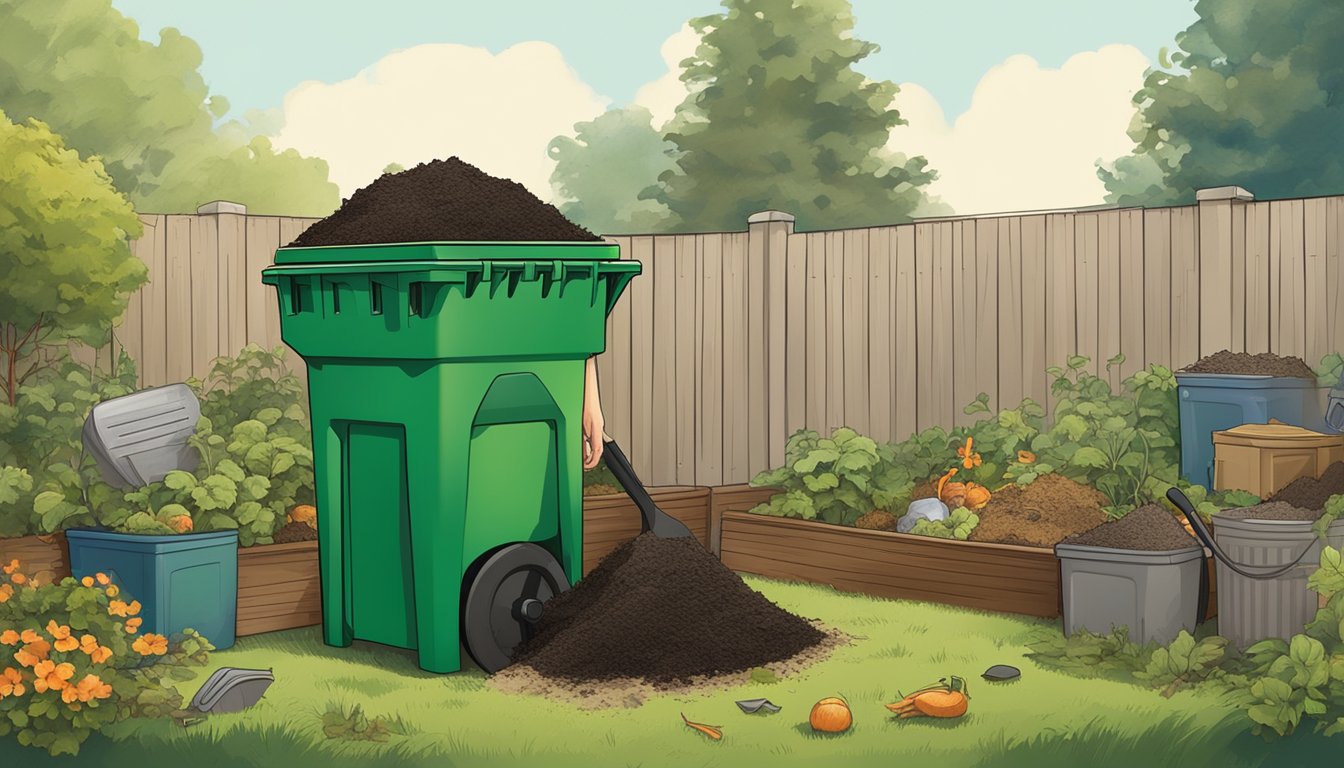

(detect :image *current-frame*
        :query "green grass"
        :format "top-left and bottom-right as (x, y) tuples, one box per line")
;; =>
(3, 576), (1339, 766)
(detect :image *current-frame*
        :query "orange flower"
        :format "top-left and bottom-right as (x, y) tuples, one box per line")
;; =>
(957, 437), (982, 469)
(1018, 450), (1037, 464)
(2, 559), (17, 575)
(81, 576), (94, 588)
(0, 667), (24, 698)
(15, 638), (51, 668)
(125, 617), (143, 634)
(0, 630), (18, 646)
(104, 584), (119, 598)
(95, 573), (110, 586)
(108, 600), (130, 617)
(133, 633), (167, 656)
(31, 660), (74, 693)
(79, 635), (98, 654)
(90, 646), (112, 664)
(46, 620), (78, 654)
(126, 600), (141, 617)
(9, 572), (26, 585)
(0, 584), (12, 603)
(73, 673), (112, 702)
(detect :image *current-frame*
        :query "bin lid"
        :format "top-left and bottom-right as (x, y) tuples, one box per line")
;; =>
(272, 240), (619, 266)
(1212, 422), (1344, 448)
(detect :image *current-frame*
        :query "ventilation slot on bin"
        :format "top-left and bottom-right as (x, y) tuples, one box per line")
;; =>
(370, 281), (383, 315)
(408, 282), (423, 317)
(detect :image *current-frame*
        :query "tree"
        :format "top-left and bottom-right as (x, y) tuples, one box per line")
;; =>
(1100, 0), (1344, 205)
(549, 106), (680, 234)
(0, 0), (339, 215)
(655, 0), (938, 232)
(383, 163), (407, 174)
(0, 111), (147, 406)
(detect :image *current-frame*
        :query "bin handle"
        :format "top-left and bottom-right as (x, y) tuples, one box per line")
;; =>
(1166, 488), (1318, 580)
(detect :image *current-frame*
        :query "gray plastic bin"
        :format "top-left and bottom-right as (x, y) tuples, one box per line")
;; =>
(1055, 542), (1205, 645)
(1210, 515), (1344, 650)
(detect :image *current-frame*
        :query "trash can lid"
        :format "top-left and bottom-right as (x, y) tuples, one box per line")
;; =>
(1213, 422), (1344, 448)
(272, 240), (619, 266)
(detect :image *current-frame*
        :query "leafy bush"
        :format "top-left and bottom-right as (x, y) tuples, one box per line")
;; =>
(749, 427), (881, 525)
(0, 559), (212, 756)
(909, 507), (979, 540)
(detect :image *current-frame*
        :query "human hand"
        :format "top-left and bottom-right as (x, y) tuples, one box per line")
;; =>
(582, 356), (605, 470)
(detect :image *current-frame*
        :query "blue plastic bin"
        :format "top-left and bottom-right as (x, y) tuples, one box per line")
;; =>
(1177, 374), (1326, 487)
(64, 529), (238, 650)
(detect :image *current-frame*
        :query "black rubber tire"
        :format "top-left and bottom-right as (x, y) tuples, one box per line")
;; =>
(461, 542), (569, 674)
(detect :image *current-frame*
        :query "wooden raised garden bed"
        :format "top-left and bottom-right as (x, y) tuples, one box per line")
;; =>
(236, 540), (322, 636)
(582, 486), (711, 574)
(0, 533), (71, 586)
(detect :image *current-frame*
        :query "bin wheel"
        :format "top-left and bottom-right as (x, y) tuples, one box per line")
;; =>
(462, 542), (569, 674)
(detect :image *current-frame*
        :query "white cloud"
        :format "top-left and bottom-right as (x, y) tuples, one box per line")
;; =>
(632, 24), (701, 130)
(272, 42), (608, 200)
(887, 45), (1150, 215)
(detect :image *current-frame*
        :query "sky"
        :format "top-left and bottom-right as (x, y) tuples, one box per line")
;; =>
(109, 0), (1202, 216)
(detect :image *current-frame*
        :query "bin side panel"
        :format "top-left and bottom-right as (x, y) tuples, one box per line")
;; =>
(346, 422), (418, 650)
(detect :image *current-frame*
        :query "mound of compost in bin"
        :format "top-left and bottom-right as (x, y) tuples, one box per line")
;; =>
(1059, 505), (1198, 551)
(510, 534), (826, 684)
(287, 157), (601, 247)
(1179, 350), (1316, 379)
(1217, 501), (1321, 522)
(1268, 462), (1344, 511)
(968, 474), (1109, 548)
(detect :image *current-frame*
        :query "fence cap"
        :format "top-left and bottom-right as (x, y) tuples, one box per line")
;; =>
(197, 200), (247, 215)
(747, 210), (796, 224)
(1195, 186), (1254, 202)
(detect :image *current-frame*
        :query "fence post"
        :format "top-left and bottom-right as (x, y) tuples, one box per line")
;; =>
(1195, 185), (1254, 358)
(196, 200), (249, 369)
(746, 210), (795, 479)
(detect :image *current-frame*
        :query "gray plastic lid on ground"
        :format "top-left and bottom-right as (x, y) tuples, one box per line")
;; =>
(735, 698), (781, 714)
(983, 664), (1021, 681)
(82, 383), (201, 489)
(188, 667), (275, 714)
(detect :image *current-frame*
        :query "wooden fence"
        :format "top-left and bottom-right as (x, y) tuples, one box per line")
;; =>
(82, 189), (1344, 487)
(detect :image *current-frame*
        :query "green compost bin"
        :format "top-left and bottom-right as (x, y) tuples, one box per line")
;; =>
(261, 241), (639, 674)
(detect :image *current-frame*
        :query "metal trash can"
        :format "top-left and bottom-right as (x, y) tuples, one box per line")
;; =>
(262, 241), (639, 674)
(1055, 542), (1205, 645)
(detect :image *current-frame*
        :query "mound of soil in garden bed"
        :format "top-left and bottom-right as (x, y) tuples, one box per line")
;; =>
(271, 522), (317, 544)
(287, 157), (600, 247)
(1179, 350), (1316, 379)
(510, 533), (826, 684)
(1216, 501), (1320, 522)
(1267, 462), (1344, 511)
(1059, 505), (1197, 551)
(582, 483), (621, 497)
(968, 474), (1109, 548)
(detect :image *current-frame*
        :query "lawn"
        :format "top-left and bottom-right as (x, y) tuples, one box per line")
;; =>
(3, 576), (1338, 767)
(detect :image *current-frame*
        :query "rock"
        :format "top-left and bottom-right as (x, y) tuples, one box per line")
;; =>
(897, 498), (949, 533)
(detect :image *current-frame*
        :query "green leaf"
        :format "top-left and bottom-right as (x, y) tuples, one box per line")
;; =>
(32, 490), (66, 516)
(163, 470), (197, 491)
(214, 459), (246, 483)
(793, 448), (840, 474)
(1067, 355), (1090, 370)
(240, 475), (271, 501)
(191, 475), (238, 511)
(1071, 447), (1110, 469)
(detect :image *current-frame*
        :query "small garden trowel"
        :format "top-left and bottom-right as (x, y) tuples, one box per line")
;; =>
(601, 438), (695, 540)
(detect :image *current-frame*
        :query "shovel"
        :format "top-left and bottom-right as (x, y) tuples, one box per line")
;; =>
(600, 438), (695, 539)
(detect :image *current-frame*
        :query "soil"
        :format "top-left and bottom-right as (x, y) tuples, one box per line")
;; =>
(855, 510), (899, 531)
(910, 479), (938, 500)
(1217, 501), (1320, 522)
(968, 474), (1109, 548)
(1059, 505), (1198, 551)
(583, 483), (622, 497)
(271, 521), (317, 544)
(1179, 350), (1316, 379)
(509, 533), (827, 684)
(286, 157), (600, 247)
(1267, 462), (1344, 511)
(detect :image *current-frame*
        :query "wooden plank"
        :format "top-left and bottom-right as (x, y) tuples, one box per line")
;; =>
(1199, 200), (1233, 358)
(1020, 216), (1048, 408)
(244, 216), (282, 351)
(931, 222), (955, 428)
(1118, 209), (1146, 379)
(628, 236), (656, 476)
(217, 211), (249, 359)
(698, 235), (724, 486)
(0, 534), (70, 585)
(997, 217), (1023, 410)
(1143, 208), (1172, 367)
(825, 230), (845, 433)
(894, 226), (917, 441)
(976, 218), (999, 413)
(766, 222), (789, 471)
(278, 217), (313, 249)
(1230, 202), (1247, 353)
(1273, 199), (1306, 358)
(842, 228), (870, 433)
(1097, 211), (1121, 387)
(1245, 202), (1272, 353)
(784, 233), (807, 441)
(1074, 212), (1099, 375)
(1170, 206), (1200, 368)
(867, 228), (894, 444)
(190, 212), (220, 379)
(1045, 213), (1076, 414)
(674, 235), (698, 485)
(1331, 198), (1344, 358)
(1304, 197), (1329, 367)
(599, 237), (630, 449)
(914, 223), (936, 431)
(746, 225), (767, 478)
(140, 215), (168, 386)
(164, 215), (194, 384)
(117, 227), (149, 384)
(722, 232), (750, 483)
(708, 484), (779, 556)
(650, 236), (677, 485)
(952, 220), (976, 424)
(805, 232), (828, 433)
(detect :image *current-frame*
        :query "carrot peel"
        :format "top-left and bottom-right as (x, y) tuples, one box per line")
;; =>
(681, 713), (723, 741)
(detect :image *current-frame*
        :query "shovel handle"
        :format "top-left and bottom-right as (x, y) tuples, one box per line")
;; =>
(601, 439), (660, 534)
(1165, 488), (1313, 580)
